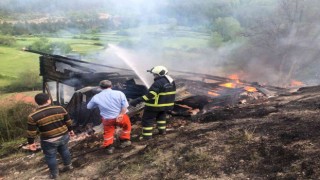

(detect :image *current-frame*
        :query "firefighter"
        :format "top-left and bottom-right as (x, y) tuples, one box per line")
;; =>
(130, 65), (176, 140)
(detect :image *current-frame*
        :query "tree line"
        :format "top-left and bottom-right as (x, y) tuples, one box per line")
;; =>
(1, 0), (320, 85)
(0, 0), (274, 36)
(0, 18), (118, 36)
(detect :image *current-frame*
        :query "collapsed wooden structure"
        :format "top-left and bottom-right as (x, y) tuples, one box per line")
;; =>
(25, 49), (289, 131)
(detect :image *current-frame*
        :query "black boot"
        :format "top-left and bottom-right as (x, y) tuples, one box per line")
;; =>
(158, 129), (166, 135)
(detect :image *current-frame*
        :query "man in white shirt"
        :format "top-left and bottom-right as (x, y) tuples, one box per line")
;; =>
(87, 80), (131, 154)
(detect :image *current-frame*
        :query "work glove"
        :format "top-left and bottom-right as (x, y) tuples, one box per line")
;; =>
(129, 97), (143, 107)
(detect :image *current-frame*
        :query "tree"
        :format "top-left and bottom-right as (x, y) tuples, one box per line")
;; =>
(27, 37), (72, 55)
(208, 32), (223, 47)
(213, 17), (242, 41)
(27, 37), (51, 53)
(228, 0), (320, 86)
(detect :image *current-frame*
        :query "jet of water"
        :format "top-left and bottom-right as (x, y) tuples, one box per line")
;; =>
(107, 44), (151, 87)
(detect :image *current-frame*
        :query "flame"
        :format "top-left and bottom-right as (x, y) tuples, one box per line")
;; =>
(228, 74), (240, 83)
(290, 80), (304, 87)
(244, 86), (257, 92)
(219, 82), (237, 88)
(209, 74), (260, 95)
(208, 91), (219, 96)
(228, 74), (239, 80)
(219, 74), (240, 88)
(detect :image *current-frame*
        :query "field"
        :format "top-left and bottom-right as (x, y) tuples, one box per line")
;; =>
(0, 25), (211, 89)
(0, 46), (38, 87)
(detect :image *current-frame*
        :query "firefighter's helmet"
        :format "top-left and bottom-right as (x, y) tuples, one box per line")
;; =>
(147, 66), (168, 76)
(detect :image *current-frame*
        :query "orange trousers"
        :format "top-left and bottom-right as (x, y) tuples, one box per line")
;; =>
(101, 114), (131, 147)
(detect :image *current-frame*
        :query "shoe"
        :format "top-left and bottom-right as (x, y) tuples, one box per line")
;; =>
(49, 174), (59, 179)
(138, 136), (152, 141)
(104, 146), (115, 154)
(61, 164), (73, 172)
(119, 140), (132, 148)
(158, 130), (166, 135)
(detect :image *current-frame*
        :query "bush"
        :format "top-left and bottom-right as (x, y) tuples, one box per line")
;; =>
(0, 102), (36, 143)
(0, 74), (15, 80)
(4, 70), (42, 92)
(208, 32), (224, 47)
(0, 138), (25, 157)
(50, 42), (72, 54)
(27, 37), (72, 54)
(27, 37), (51, 52)
(213, 17), (242, 42)
(0, 35), (16, 46)
(93, 42), (104, 46)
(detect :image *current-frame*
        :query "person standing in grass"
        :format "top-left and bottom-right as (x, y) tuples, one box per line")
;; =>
(87, 80), (132, 154)
(27, 93), (75, 179)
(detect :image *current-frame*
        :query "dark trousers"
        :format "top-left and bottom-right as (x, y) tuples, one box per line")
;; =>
(40, 134), (71, 177)
(141, 110), (167, 138)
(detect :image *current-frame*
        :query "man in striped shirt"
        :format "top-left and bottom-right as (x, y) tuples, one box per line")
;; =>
(27, 93), (75, 179)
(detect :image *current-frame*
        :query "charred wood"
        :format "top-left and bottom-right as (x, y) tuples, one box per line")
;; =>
(195, 105), (278, 123)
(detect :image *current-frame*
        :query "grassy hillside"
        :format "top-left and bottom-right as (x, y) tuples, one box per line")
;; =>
(0, 36), (106, 87)
(0, 26), (211, 89)
(0, 46), (39, 87)
(2, 86), (320, 179)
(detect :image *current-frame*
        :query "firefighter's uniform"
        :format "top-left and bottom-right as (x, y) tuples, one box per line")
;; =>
(130, 66), (176, 139)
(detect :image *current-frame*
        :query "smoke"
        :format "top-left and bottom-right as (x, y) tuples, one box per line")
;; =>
(89, 43), (237, 86)
(2, 0), (320, 87)
(224, 0), (320, 86)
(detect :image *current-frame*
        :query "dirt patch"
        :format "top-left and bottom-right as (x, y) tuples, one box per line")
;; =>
(0, 91), (38, 106)
(13, 93), (35, 104)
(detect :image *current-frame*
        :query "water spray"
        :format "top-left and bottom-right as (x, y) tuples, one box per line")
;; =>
(107, 44), (151, 87)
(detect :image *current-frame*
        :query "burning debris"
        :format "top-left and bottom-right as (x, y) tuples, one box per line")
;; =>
(168, 73), (287, 117)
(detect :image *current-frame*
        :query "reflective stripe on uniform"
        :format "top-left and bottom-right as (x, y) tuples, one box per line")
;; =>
(159, 91), (176, 95)
(157, 121), (166, 124)
(143, 127), (153, 130)
(144, 90), (176, 107)
(157, 91), (175, 105)
(104, 137), (114, 140)
(150, 91), (157, 99)
(142, 95), (149, 101)
(145, 103), (174, 107)
(142, 132), (153, 136)
(158, 126), (166, 130)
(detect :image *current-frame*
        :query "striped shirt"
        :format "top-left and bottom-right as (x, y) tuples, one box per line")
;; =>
(27, 105), (73, 144)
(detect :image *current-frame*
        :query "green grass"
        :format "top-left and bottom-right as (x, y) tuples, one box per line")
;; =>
(0, 46), (39, 87)
(0, 138), (25, 157)
(0, 36), (107, 88)
(121, 25), (210, 49)
(0, 101), (36, 143)
(71, 43), (105, 54)
(163, 37), (209, 49)
(0, 25), (211, 88)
